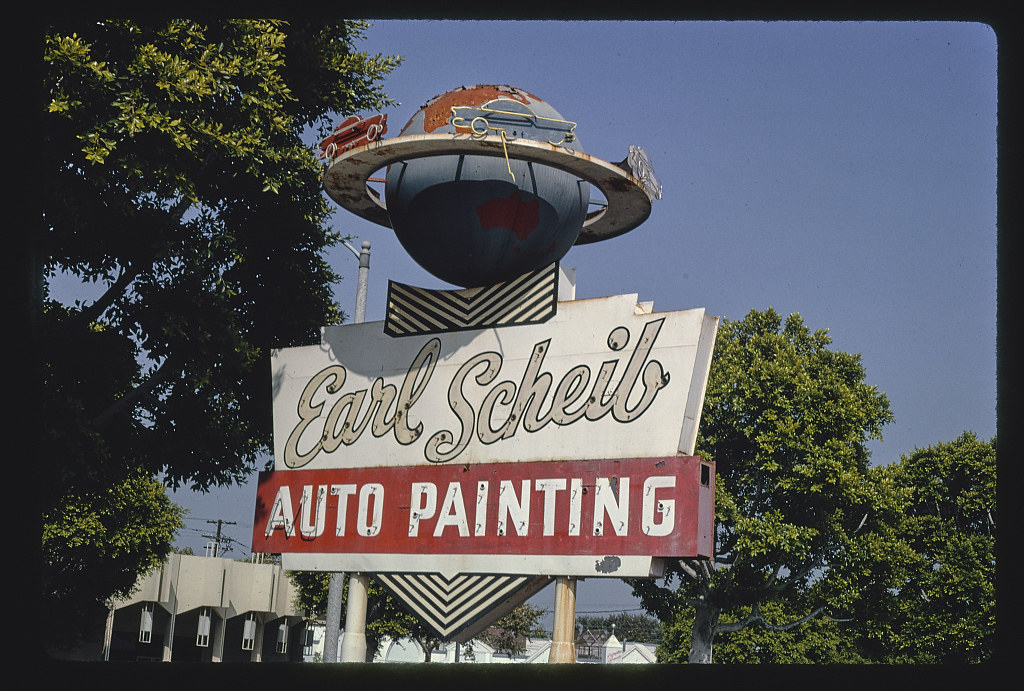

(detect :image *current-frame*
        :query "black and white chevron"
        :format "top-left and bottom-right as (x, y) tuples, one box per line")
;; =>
(384, 263), (559, 337)
(375, 573), (549, 641)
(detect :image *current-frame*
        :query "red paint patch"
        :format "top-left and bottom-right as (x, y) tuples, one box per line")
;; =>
(320, 114), (387, 158)
(476, 190), (540, 241)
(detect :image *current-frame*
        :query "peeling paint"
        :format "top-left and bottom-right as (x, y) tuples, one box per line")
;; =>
(595, 556), (622, 573)
(407, 84), (539, 135)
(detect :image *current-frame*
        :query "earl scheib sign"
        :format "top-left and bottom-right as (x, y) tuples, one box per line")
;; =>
(252, 293), (718, 576)
(271, 293), (717, 469)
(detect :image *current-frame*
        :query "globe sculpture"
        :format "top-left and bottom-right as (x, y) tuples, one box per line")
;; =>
(321, 84), (661, 289)
(384, 85), (589, 287)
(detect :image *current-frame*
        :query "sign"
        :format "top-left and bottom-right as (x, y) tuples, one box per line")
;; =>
(251, 455), (714, 578)
(271, 293), (718, 471)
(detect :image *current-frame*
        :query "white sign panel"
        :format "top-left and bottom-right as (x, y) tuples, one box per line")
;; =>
(271, 293), (718, 471)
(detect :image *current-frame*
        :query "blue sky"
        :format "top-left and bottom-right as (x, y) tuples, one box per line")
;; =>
(152, 20), (998, 621)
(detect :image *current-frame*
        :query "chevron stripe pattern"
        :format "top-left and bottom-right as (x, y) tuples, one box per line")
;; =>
(375, 573), (538, 640)
(384, 263), (559, 337)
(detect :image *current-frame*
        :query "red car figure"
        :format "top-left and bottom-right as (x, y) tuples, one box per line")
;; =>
(320, 113), (388, 160)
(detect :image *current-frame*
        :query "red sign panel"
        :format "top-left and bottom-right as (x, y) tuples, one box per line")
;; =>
(251, 456), (713, 570)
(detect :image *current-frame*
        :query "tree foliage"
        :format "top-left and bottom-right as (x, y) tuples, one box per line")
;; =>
(475, 603), (547, 657)
(42, 470), (184, 650)
(657, 599), (865, 663)
(631, 308), (893, 663)
(40, 18), (399, 647)
(576, 612), (662, 645)
(847, 432), (996, 663)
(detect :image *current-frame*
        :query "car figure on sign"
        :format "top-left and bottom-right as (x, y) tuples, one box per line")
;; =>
(319, 113), (388, 161)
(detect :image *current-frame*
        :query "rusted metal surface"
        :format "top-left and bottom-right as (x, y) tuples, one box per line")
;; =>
(406, 84), (542, 135)
(319, 114), (387, 162)
(322, 133), (653, 244)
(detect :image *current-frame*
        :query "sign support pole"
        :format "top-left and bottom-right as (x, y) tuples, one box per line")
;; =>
(325, 241), (370, 663)
(548, 576), (577, 663)
(548, 268), (579, 665)
(339, 573), (369, 662)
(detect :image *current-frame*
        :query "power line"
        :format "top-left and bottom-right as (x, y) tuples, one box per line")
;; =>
(200, 519), (238, 557)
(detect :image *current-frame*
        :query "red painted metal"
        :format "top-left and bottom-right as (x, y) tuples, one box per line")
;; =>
(251, 456), (714, 559)
(319, 113), (388, 160)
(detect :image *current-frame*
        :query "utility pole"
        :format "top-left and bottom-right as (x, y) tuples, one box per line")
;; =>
(203, 519), (237, 557)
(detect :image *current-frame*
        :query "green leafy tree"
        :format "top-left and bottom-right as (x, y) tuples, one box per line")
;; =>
(475, 603), (547, 657)
(576, 612), (662, 645)
(631, 308), (893, 663)
(40, 19), (399, 647)
(847, 432), (996, 663)
(42, 470), (184, 652)
(657, 599), (865, 663)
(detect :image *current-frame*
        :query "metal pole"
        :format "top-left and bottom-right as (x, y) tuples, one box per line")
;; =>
(322, 572), (344, 663)
(323, 240), (370, 663)
(354, 241), (370, 324)
(102, 601), (114, 661)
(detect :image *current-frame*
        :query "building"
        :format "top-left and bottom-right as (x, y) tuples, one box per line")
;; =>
(310, 628), (658, 664)
(61, 552), (308, 662)
(59, 551), (659, 665)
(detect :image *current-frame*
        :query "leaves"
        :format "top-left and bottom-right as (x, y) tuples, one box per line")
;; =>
(42, 471), (183, 650)
(41, 18), (399, 647)
(637, 307), (894, 661)
(850, 433), (996, 663)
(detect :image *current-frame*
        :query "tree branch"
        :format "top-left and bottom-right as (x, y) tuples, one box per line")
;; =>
(716, 607), (760, 634)
(91, 357), (176, 429)
(758, 605), (830, 632)
(80, 196), (193, 323)
(716, 603), (837, 635)
(677, 558), (701, 581)
(80, 263), (140, 324)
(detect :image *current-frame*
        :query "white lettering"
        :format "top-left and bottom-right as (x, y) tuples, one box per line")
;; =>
(535, 478), (567, 536)
(497, 480), (531, 536)
(475, 481), (489, 536)
(266, 486), (295, 537)
(569, 478), (582, 536)
(330, 484), (357, 536)
(642, 476), (676, 536)
(593, 477), (630, 536)
(409, 482), (437, 536)
(357, 483), (383, 537)
(299, 485), (328, 538)
(434, 482), (470, 537)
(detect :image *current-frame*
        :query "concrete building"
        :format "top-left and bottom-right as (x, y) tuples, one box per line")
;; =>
(60, 551), (660, 665)
(90, 553), (306, 662)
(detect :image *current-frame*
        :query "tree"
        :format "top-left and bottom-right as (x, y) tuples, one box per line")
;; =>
(42, 470), (184, 651)
(631, 308), (893, 663)
(847, 432), (996, 663)
(576, 612), (662, 645)
(657, 599), (865, 663)
(40, 19), (399, 646)
(475, 603), (547, 657)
